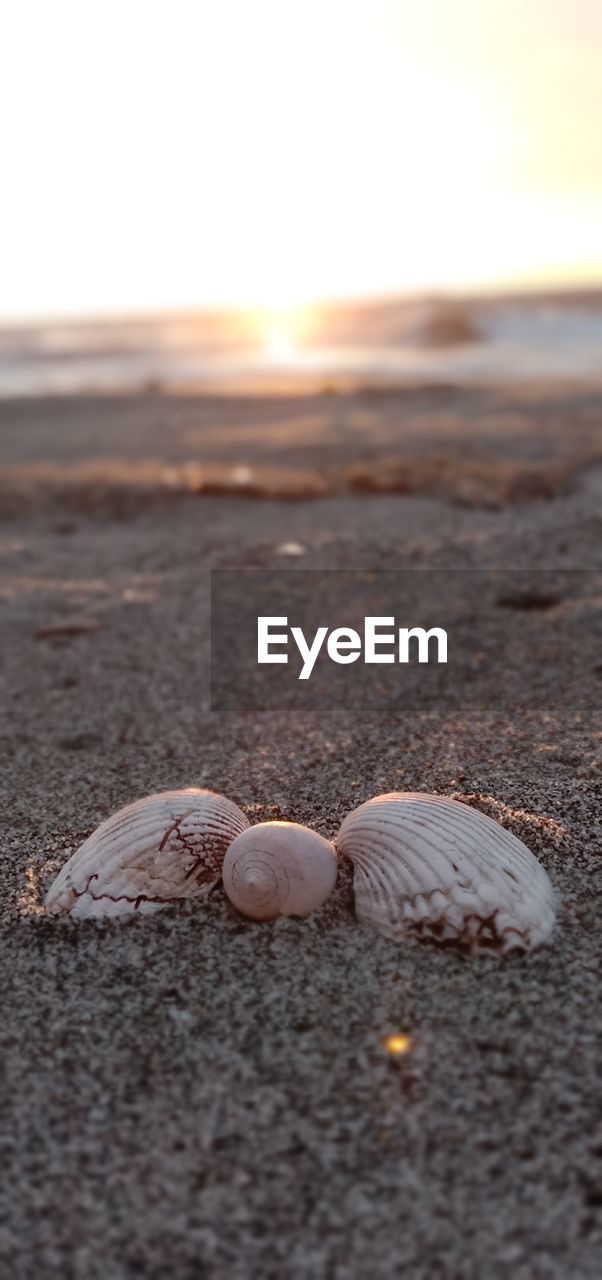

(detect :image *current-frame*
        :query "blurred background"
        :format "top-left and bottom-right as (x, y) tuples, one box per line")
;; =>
(1, 0), (601, 399)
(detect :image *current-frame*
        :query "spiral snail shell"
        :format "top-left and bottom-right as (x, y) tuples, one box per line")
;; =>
(337, 792), (556, 953)
(223, 821), (338, 920)
(45, 788), (249, 921)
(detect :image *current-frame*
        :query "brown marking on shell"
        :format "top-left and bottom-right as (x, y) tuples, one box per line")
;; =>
(337, 792), (557, 953)
(44, 788), (249, 921)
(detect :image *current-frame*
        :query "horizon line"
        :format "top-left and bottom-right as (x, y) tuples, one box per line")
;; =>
(2, 278), (602, 330)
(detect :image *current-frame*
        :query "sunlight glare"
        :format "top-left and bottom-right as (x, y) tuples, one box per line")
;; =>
(264, 324), (297, 364)
(255, 307), (314, 364)
(384, 1033), (413, 1057)
(1, 0), (601, 318)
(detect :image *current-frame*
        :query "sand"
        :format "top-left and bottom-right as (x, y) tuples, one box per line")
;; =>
(1, 387), (601, 1278)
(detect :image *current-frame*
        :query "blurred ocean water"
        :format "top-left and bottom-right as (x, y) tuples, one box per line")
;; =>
(1, 292), (601, 396)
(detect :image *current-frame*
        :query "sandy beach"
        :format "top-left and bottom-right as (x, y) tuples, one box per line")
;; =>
(1, 384), (601, 1278)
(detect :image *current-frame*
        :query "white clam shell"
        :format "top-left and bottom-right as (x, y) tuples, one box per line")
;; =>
(223, 821), (338, 920)
(337, 792), (556, 953)
(45, 788), (249, 921)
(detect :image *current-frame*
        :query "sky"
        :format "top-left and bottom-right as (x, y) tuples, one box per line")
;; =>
(1, 0), (601, 319)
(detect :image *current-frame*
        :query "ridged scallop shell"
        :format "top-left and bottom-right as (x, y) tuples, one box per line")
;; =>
(223, 821), (338, 920)
(45, 788), (249, 921)
(337, 792), (556, 952)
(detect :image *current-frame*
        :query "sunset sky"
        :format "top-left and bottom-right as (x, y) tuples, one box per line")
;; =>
(1, 0), (601, 318)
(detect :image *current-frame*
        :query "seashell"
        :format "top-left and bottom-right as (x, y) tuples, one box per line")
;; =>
(223, 821), (337, 920)
(45, 788), (249, 922)
(337, 792), (556, 953)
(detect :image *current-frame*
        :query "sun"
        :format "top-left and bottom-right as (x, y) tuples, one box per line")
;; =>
(252, 306), (314, 364)
(264, 324), (297, 363)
